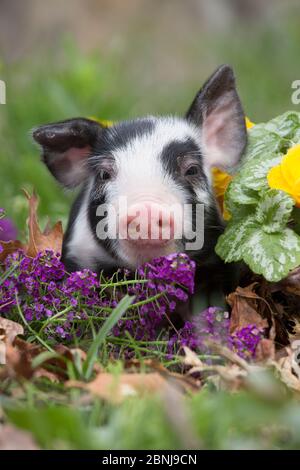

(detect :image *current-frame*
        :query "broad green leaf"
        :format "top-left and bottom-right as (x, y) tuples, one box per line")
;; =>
(292, 126), (300, 144)
(264, 111), (300, 140)
(226, 176), (260, 206)
(224, 188), (256, 222)
(255, 189), (294, 233)
(244, 127), (282, 163)
(240, 154), (282, 191)
(217, 219), (300, 282)
(215, 216), (258, 263)
(242, 227), (300, 282)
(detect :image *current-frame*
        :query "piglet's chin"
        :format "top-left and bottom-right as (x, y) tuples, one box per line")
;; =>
(119, 239), (178, 268)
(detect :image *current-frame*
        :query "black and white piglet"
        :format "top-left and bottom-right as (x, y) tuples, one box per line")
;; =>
(33, 65), (247, 300)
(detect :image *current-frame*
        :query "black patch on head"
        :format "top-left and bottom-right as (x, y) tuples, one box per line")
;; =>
(87, 185), (119, 261)
(93, 118), (155, 156)
(160, 138), (208, 201)
(160, 138), (205, 178)
(61, 185), (88, 270)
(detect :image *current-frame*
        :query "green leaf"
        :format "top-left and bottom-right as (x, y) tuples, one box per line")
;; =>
(244, 126), (282, 163)
(255, 189), (294, 233)
(226, 176), (260, 207)
(264, 111), (300, 140)
(238, 154), (282, 192)
(215, 216), (258, 263)
(217, 217), (300, 282)
(242, 227), (300, 282)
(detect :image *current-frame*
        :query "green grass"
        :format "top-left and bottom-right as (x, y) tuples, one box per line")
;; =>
(3, 375), (300, 450)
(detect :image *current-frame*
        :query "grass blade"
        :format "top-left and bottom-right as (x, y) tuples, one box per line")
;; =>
(83, 294), (135, 379)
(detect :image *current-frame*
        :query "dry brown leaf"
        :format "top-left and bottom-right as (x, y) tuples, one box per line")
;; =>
(182, 346), (204, 368)
(68, 372), (167, 403)
(124, 357), (169, 372)
(0, 338), (89, 382)
(206, 340), (251, 370)
(274, 266), (300, 296)
(34, 368), (61, 382)
(255, 338), (275, 363)
(0, 425), (39, 450)
(227, 284), (269, 335)
(0, 191), (63, 263)
(0, 317), (23, 345)
(0, 343), (34, 380)
(67, 370), (199, 403)
(275, 347), (300, 392)
(0, 240), (24, 263)
(24, 190), (63, 257)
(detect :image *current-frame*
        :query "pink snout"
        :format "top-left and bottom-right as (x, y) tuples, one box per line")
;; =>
(119, 202), (175, 245)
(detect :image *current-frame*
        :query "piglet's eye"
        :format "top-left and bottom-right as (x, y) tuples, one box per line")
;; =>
(99, 169), (112, 181)
(184, 165), (200, 177)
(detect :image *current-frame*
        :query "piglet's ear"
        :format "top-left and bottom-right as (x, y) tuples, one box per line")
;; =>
(186, 65), (247, 170)
(33, 118), (104, 188)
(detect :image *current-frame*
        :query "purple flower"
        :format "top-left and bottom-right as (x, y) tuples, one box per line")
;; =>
(230, 324), (264, 359)
(0, 218), (18, 241)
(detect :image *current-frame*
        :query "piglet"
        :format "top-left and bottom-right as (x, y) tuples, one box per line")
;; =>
(33, 65), (247, 303)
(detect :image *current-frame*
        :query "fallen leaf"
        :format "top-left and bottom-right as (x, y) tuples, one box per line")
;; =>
(182, 346), (204, 368)
(23, 190), (63, 257)
(0, 240), (24, 263)
(206, 340), (251, 370)
(255, 338), (275, 362)
(0, 343), (34, 380)
(275, 347), (300, 392)
(0, 317), (23, 345)
(0, 425), (39, 450)
(33, 368), (61, 382)
(227, 284), (269, 335)
(67, 370), (199, 403)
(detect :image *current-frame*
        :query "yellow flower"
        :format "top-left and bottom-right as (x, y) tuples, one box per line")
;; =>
(267, 144), (300, 207)
(245, 117), (254, 129)
(212, 168), (232, 220)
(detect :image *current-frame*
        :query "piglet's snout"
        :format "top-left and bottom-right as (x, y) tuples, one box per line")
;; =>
(119, 202), (175, 244)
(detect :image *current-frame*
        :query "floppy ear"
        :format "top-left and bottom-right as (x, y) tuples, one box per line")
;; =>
(186, 65), (247, 170)
(33, 118), (105, 188)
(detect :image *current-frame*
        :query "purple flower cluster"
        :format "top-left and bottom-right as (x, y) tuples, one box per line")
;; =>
(230, 324), (264, 359)
(0, 243), (264, 360)
(168, 308), (264, 360)
(0, 250), (99, 340)
(167, 307), (231, 360)
(112, 253), (196, 343)
(0, 250), (196, 345)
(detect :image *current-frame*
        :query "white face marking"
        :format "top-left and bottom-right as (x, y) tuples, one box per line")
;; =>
(105, 116), (206, 203)
(66, 181), (116, 271)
